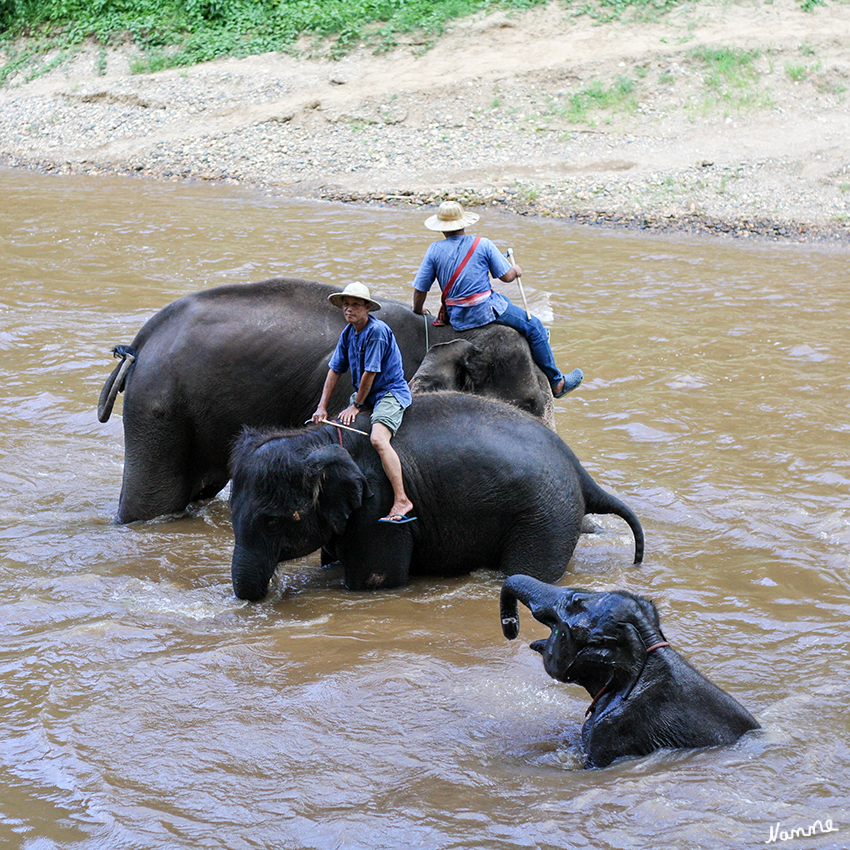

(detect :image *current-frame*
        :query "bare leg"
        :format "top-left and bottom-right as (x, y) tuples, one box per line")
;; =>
(370, 422), (414, 519)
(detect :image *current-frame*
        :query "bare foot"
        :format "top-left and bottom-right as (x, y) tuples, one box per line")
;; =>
(379, 499), (415, 523)
(389, 499), (414, 519)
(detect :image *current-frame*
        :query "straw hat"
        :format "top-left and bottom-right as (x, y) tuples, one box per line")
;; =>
(424, 201), (480, 232)
(327, 281), (382, 311)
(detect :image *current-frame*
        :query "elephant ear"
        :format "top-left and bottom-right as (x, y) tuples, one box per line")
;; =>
(305, 445), (372, 538)
(633, 595), (667, 644)
(579, 603), (667, 702)
(411, 339), (483, 393)
(576, 622), (645, 678)
(458, 342), (491, 393)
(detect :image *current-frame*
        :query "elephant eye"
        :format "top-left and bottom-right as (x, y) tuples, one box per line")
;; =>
(262, 515), (285, 532)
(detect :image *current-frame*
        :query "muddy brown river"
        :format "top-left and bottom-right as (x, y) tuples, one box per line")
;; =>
(1, 166), (848, 850)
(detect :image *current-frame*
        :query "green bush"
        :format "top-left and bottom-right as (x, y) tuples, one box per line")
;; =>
(0, 0), (833, 81)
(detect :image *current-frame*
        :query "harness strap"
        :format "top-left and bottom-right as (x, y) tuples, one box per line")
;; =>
(586, 684), (609, 717)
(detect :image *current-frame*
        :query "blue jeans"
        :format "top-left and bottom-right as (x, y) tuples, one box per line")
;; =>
(494, 301), (563, 388)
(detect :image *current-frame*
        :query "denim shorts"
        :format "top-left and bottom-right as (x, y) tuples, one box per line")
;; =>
(353, 391), (406, 435)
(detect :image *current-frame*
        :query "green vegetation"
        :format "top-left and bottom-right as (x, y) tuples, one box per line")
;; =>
(0, 0), (836, 86)
(687, 46), (772, 114)
(785, 62), (808, 82)
(513, 181), (540, 203)
(539, 75), (638, 126)
(570, 0), (700, 23)
(0, 0), (553, 82)
(690, 46), (760, 92)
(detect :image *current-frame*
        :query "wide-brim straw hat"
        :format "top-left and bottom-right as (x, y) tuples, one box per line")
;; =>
(424, 200), (480, 232)
(327, 281), (382, 311)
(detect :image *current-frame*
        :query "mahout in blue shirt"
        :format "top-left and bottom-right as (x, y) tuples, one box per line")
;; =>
(328, 314), (412, 408)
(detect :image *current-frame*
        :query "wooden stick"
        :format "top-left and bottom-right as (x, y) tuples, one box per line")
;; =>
(318, 418), (370, 437)
(507, 248), (531, 320)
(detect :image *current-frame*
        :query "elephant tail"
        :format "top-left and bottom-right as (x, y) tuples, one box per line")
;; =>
(578, 467), (644, 565)
(97, 345), (136, 423)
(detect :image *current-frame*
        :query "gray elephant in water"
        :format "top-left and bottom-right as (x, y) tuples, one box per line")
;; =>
(97, 278), (559, 523)
(228, 392), (643, 602)
(500, 575), (760, 768)
(409, 326), (555, 429)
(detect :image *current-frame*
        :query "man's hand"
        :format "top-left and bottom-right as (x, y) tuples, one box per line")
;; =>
(310, 405), (328, 424)
(338, 404), (359, 426)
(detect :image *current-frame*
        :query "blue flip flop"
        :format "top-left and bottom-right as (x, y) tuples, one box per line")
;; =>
(553, 368), (583, 398)
(378, 514), (417, 524)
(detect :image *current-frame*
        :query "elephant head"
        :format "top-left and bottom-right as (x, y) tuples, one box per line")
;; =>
(409, 339), (490, 394)
(229, 429), (371, 601)
(500, 575), (666, 698)
(410, 326), (554, 426)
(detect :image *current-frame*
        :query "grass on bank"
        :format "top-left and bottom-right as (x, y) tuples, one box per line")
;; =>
(0, 0), (827, 86)
(516, 44), (779, 130)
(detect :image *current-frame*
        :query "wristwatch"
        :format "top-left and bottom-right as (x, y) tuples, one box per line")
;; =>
(352, 401), (364, 409)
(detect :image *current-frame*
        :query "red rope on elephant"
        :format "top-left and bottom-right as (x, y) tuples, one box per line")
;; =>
(586, 684), (608, 717)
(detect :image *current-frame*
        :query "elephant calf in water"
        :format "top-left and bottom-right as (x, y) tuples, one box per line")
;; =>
(500, 575), (760, 768)
(228, 392), (644, 602)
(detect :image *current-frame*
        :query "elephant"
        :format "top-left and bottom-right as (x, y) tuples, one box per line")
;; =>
(228, 392), (644, 602)
(500, 575), (760, 768)
(409, 326), (555, 429)
(97, 278), (559, 524)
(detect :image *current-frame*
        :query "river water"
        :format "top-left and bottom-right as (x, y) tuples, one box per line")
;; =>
(1, 166), (848, 850)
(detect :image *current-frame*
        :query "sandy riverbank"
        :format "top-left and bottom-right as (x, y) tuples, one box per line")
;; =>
(2, 0), (849, 242)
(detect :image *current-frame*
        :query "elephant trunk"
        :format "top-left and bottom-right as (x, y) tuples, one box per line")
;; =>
(231, 544), (276, 602)
(500, 574), (565, 640)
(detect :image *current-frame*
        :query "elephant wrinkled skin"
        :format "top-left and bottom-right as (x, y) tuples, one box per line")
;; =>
(98, 278), (557, 523)
(500, 575), (760, 768)
(229, 392), (644, 602)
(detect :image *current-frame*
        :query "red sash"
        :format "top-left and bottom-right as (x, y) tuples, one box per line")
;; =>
(433, 236), (481, 327)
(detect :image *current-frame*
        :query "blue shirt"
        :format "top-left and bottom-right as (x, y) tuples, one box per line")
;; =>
(412, 234), (512, 330)
(328, 315), (412, 408)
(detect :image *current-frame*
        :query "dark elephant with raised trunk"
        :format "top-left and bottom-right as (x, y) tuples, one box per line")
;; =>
(229, 392), (644, 602)
(97, 278), (558, 524)
(500, 575), (760, 768)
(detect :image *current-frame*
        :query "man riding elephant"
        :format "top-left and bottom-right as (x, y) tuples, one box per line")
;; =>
(311, 281), (415, 525)
(412, 201), (583, 399)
